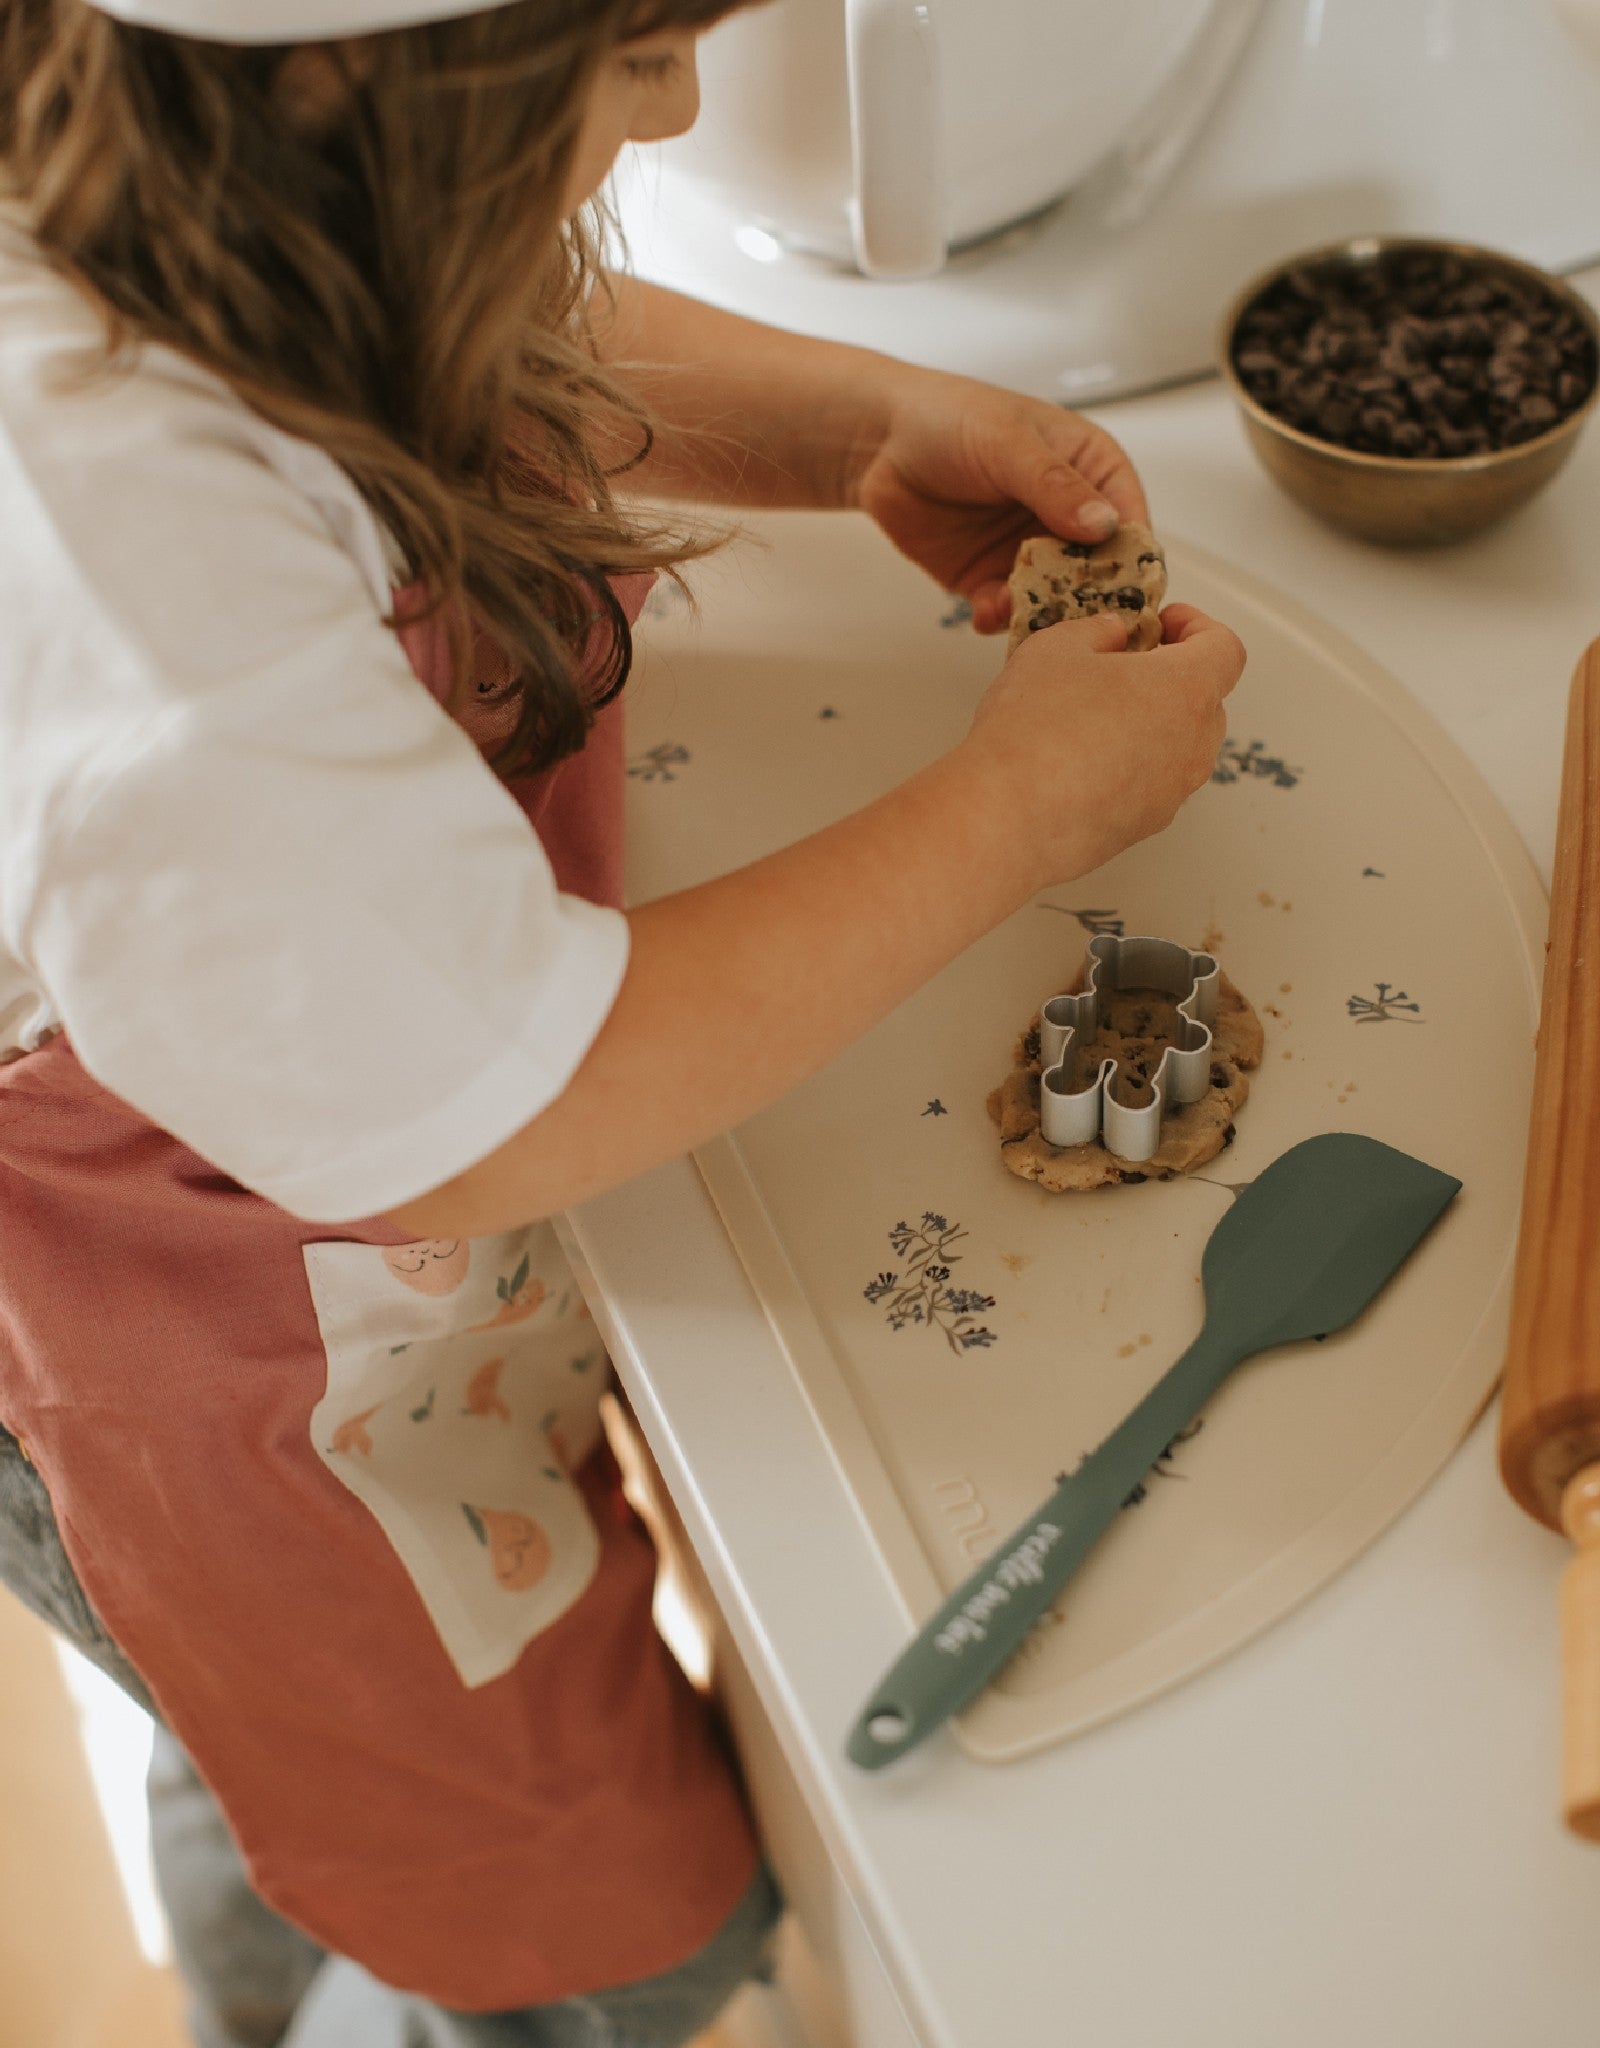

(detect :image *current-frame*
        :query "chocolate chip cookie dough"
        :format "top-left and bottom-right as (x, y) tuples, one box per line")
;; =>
(1006, 522), (1167, 655)
(988, 966), (1264, 1191)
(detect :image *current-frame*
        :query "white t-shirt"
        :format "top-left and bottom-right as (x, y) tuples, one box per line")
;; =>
(0, 219), (629, 1223)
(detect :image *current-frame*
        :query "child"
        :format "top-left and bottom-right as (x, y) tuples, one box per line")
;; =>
(0, 2), (1244, 2044)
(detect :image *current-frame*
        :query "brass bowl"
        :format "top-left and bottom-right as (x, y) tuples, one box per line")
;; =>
(1217, 235), (1600, 546)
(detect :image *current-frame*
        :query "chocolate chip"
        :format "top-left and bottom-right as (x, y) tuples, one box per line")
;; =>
(1231, 247), (1595, 461)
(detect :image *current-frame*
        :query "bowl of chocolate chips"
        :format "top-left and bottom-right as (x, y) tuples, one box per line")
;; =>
(1220, 235), (1600, 544)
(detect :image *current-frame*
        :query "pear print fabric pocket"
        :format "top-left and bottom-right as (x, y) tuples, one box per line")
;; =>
(303, 1224), (607, 1688)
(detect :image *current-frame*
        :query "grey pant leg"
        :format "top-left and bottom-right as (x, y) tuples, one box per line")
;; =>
(282, 1865), (783, 2048)
(282, 1960), (456, 2048)
(148, 1723), (329, 2048)
(280, 1959), (614, 2048)
(0, 1419), (155, 1711)
(0, 1423), (327, 2048)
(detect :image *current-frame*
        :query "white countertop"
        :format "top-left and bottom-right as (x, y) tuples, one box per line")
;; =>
(566, 270), (1600, 2048)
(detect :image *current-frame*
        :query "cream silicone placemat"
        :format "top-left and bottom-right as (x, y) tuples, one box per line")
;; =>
(622, 511), (1544, 1764)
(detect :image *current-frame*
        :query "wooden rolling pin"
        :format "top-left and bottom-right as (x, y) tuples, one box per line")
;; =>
(1500, 636), (1600, 1841)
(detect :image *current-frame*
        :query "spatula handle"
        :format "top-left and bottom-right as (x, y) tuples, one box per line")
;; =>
(846, 1320), (1239, 1769)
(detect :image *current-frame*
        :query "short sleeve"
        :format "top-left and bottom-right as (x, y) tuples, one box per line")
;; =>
(0, 310), (627, 1223)
(29, 669), (629, 1222)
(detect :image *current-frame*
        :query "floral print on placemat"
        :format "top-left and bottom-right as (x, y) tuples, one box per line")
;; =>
(1056, 1418), (1206, 1509)
(864, 1213), (997, 1354)
(1347, 982), (1424, 1023)
(627, 742), (690, 783)
(1213, 737), (1301, 788)
(1037, 902), (1125, 938)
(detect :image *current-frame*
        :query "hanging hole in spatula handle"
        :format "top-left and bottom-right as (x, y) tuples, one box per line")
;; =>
(845, 1497), (1097, 1769)
(861, 1707), (910, 1750)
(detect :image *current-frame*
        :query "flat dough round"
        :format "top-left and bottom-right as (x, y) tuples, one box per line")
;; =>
(986, 966), (1265, 1191)
(1007, 523), (1168, 654)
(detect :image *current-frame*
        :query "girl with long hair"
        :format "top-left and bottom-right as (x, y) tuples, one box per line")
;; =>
(0, 2), (1244, 2041)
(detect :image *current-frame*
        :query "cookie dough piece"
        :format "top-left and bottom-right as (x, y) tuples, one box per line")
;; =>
(1006, 522), (1167, 654)
(986, 966), (1264, 1192)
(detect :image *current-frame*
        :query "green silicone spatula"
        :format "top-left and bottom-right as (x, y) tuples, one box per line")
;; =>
(846, 1131), (1461, 1770)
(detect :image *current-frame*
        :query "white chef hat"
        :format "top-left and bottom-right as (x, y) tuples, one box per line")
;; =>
(83, 1), (520, 41)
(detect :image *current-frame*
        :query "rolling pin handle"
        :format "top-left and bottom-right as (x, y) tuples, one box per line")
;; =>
(1559, 1462), (1600, 1841)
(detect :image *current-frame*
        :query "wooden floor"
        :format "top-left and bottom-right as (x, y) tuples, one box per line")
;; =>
(0, 1588), (184, 2048)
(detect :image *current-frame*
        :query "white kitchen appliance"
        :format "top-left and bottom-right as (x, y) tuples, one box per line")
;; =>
(650, 0), (1257, 279)
(615, 0), (1600, 402)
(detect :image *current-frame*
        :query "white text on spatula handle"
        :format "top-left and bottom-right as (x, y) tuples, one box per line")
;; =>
(934, 1522), (1063, 1655)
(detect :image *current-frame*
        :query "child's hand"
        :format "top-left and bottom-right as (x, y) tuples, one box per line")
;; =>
(960, 602), (1246, 891)
(851, 367), (1149, 634)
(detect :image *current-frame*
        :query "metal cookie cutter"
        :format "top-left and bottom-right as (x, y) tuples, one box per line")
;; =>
(1039, 934), (1220, 1161)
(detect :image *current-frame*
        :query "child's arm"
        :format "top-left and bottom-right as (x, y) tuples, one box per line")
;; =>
(593, 276), (1147, 635)
(383, 605), (1242, 1241)
(593, 275), (915, 507)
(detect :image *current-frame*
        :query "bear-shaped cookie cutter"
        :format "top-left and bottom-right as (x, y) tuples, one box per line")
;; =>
(1038, 934), (1220, 1161)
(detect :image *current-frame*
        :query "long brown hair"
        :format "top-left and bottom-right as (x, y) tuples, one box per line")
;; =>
(0, 0), (739, 775)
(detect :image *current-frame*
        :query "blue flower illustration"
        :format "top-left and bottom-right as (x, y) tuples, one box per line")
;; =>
(864, 1213), (997, 1355)
(1212, 737), (1301, 789)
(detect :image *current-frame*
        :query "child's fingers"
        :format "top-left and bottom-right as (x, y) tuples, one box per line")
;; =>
(1147, 607), (1247, 694)
(988, 423), (1137, 545)
(1032, 413), (1151, 531)
(1061, 609), (1131, 653)
(1004, 607), (1131, 659)
(1157, 601), (1234, 647)
(966, 579), (1010, 634)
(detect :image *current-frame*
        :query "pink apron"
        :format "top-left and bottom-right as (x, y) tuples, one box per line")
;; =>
(0, 577), (759, 2010)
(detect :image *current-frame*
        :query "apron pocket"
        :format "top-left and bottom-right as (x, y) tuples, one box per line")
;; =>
(302, 1224), (608, 1688)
